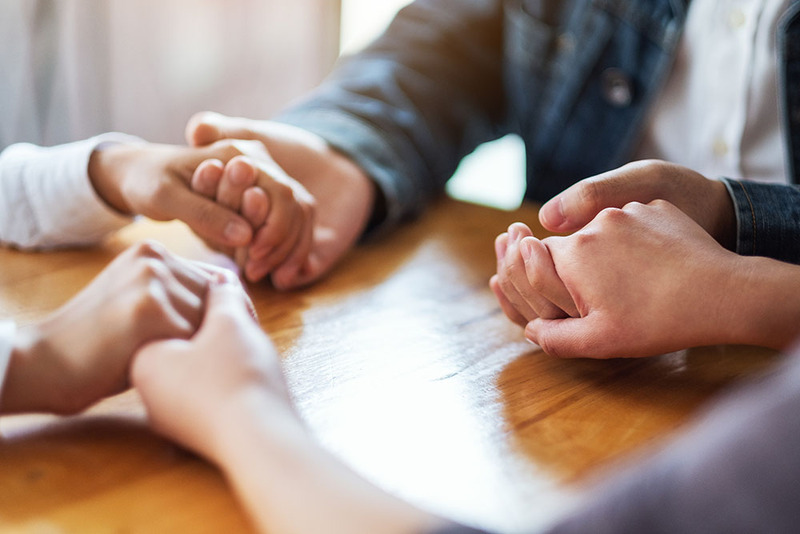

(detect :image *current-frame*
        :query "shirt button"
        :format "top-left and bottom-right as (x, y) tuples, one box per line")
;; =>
(728, 8), (746, 29)
(713, 138), (729, 157)
(601, 68), (633, 108)
(556, 33), (575, 53)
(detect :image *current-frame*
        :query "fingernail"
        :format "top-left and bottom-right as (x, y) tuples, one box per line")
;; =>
(230, 160), (251, 185)
(495, 234), (508, 258)
(540, 196), (565, 229)
(224, 221), (251, 245)
(520, 239), (532, 261)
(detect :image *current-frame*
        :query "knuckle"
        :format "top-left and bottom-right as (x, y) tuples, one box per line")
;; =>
(131, 293), (159, 323)
(134, 258), (169, 284)
(596, 206), (627, 223)
(636, 159), (670, 182)
(148, 178), (175, 208)
(131, 239), (166, 259)
(647, 198), (671, 210)
(577, 179), (602, 209)
(571, 229), (598, 249)
(526, 268), (546, 293)
(212, 139), (244, 160)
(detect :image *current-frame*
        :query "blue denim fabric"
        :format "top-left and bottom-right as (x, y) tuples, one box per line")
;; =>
(279, 0), (800, 262)
(722, 178), (800, 263)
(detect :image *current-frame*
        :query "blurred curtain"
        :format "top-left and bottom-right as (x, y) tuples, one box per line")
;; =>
(0, 0), (341, 147)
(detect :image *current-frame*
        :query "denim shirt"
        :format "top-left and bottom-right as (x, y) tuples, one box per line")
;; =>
(279, 0), (800, 263)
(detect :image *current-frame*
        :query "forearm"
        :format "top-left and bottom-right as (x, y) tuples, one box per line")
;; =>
(724, 255), (800, 349)
(277, 0), (505, 232)
(213, 393), (444, 534)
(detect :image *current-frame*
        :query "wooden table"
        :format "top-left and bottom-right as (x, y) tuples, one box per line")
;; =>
(0, 198), (780, 533)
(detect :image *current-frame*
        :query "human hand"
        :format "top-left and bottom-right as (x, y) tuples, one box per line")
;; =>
(190, 155), (316, 287)
(88, 138), (276, 251)
(185, 111), (376, 288)
(538, 160), (737, 249)
(133, 274), (444, 534)
(490, 222), (578, 327)
(131, 273), (293, 461)
(526, 200), (744, 359)
(2, 241), (218, 415)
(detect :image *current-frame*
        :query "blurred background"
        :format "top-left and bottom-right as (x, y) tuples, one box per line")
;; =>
(0, 0), (524, 209)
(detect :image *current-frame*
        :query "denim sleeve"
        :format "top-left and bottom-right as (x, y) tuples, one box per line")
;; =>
(276, 0), (505, 234)
(721, 178), (800, 264)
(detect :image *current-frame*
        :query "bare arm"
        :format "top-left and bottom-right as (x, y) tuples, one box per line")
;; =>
(132, 278), (445, 534)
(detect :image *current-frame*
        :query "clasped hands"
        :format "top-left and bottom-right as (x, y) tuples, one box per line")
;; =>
(491, 160), (742, 359)
(89, 112), (375, 290)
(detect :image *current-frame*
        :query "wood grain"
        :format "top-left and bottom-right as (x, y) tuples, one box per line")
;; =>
(0, 198), (781, 533)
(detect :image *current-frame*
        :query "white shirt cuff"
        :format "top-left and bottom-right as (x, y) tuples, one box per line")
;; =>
(0, 320), (17, 412)
(0, 133), (140, 249)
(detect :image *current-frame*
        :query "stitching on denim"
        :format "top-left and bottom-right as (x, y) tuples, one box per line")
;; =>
(737, 181), (758, 255)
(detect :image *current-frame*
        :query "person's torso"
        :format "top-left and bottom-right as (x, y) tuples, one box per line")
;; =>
(502, 0), (796, 202)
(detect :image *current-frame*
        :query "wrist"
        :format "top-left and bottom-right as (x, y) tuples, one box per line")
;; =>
(210, 388), (443, 534)
(708, 179), (736, 250)
(88, 143), (138, 215)
(210, 387), (307, 468)
(723, 256), (800, 350)
(2, 324), (61, 414)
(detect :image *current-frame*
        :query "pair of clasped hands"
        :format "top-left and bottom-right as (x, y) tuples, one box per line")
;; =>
(490, 159), (794, 359)
(88, 111), (374, 290)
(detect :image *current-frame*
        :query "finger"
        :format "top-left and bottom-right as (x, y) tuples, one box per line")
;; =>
(166, 186), (253, 248)
(246, 217), (303, 283)
(538, 162), (664, 233)
(495, 232), (509, 261)
(193, 264), (259, 321)
(241, 186), (271, 229)
(186, 111), (261, 147)
(138, 244), (216, 296)
(146, 261), (207, 332)
(520, 237), (579, 317)
(201, 274), (258, 329)
(140, 271), (197, 339)
(217, 157), (259, 212)
(504, 235), (566, 320)
(125, 241), (210, 298)
(496, 226), (540, 321)
(191, 159), (225, 199)
(490, 275), (528, 327)
(162, 277), (206, 332)
(269, 204), (315, 290)
(495, 233), (537, 321)
(526, 315), (602, 359)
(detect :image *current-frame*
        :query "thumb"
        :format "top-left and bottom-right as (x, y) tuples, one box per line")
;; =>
(525, 315), (603, 359)
(539, 164), (661, 232)
(200, 273), (256, 330)
(167, 186), (253, 248)
(186, 111), (262, 147)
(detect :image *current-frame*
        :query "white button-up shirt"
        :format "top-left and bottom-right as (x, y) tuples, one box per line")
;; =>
(636, 0), (789, 184)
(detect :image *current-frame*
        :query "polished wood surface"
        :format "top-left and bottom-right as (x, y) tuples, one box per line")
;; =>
(0, 198), (781, 533)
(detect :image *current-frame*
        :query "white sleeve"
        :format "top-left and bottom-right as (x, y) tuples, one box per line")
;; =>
(0, 321), (16, 411)
(0, 133), (139, 249)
